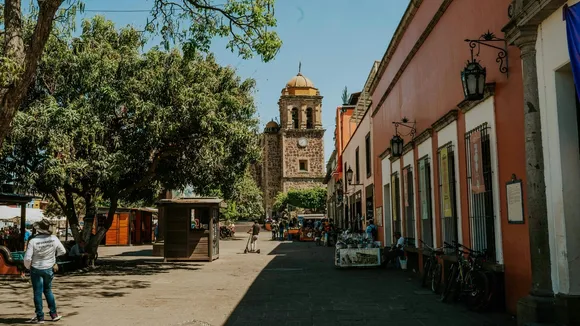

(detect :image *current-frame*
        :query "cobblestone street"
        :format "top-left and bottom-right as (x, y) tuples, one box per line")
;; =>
(0, 236), (516, 326)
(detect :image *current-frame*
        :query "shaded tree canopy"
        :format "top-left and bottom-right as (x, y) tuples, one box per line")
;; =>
(0, 0), (282, 149)
(273, 187), (327, 214)
(0, 16), (262, 253)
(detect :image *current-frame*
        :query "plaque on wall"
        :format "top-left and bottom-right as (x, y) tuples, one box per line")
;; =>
(375, 207), (383, 226)
(506, 178), (524, 224)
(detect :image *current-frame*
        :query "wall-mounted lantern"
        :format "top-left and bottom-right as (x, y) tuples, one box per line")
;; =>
(346, 166), (364, 186)
(391, 135), (404, 157)
(390, 117), (416, 158)
(462, 31), (508, 101)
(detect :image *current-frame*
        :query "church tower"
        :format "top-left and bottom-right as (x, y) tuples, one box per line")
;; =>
(257, 65), (326, 218)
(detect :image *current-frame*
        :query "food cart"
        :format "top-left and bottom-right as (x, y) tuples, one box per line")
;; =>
(297, 214), (325, 241)
(334, 232), (382, 268)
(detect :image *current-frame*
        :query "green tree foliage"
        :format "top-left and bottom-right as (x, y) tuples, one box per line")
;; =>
(0, 0), (281, 150)
(273, 187), (326, 214)
(219, 169), (263, 221)
(0, 17), (261, 254)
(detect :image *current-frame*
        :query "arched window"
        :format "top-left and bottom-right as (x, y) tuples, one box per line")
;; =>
(306, 107), (313, 129)
(292, 108), (299, 129)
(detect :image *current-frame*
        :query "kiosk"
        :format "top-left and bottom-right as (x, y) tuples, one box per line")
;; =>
(159, 197), (225, 262)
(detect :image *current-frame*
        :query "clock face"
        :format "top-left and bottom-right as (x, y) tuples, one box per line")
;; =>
(298, 137), (308, 147)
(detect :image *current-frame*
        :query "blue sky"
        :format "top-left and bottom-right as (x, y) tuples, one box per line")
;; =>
(77, 0), (409, 161)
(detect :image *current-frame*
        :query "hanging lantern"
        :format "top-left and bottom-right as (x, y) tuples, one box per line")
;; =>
(346, 166), (354, 184)
(461, 60), (486, 101)
(391, 135), (404, 158)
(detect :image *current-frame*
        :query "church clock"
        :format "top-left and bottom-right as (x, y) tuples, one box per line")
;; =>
(298, 137), (308, 148)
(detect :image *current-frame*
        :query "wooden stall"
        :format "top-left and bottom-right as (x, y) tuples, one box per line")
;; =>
(130, 208), (156, 245)
(159, 197), (225, 262)
(98, 208), (131, 246)
(98, 207), (157, 246)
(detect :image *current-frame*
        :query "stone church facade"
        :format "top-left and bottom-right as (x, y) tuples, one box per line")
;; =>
(254, 70), (326, 218)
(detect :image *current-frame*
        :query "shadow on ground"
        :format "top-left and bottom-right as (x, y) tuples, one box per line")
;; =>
(223, 241), (516, 326)
(0, 253), (202, 324)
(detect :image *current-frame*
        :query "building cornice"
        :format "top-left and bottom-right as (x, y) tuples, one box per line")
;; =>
(414, 128), (433, 145)
(457, 83), (496, 114)
(379, 148), (392, 160)
(432, 109), (459, 132)
(370, 0), (423, 95)
(372, 0), (453, 118)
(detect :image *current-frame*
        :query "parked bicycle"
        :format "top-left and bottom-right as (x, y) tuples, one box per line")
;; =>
(440, 241), (493, 311)
(419, 239), (444, 293)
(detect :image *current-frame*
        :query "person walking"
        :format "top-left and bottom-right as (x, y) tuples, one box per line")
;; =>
(24, 219), (66, 324)
(247, 220), (260, 252)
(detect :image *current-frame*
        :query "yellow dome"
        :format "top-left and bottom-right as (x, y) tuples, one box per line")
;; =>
(265, 120), (279, 128)
(286, 73), (315, 88)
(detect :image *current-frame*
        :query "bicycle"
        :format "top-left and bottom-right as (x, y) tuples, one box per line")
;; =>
(440, 241), (492, 311)
(419, 239), (444, 293)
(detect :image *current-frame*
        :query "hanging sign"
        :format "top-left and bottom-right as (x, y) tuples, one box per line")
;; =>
(419, 160), (429, 220)
(470, 130), (486, 194)
(440, 148), (453, 218)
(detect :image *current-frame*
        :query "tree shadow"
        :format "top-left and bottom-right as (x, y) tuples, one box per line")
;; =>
(113, 249), (153, 256)
(223, 241), (516, 326)
(0, 256), (203, 321)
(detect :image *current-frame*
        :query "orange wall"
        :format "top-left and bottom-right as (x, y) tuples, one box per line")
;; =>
(370, 0), (530, 314)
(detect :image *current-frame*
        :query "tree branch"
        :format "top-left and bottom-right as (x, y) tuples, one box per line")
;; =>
(0, 0), (64, 148)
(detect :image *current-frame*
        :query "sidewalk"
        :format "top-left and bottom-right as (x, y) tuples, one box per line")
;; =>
(0, 237), (515, 326)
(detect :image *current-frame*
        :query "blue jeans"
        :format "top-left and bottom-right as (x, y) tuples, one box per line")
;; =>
(30, 267), (57, 320)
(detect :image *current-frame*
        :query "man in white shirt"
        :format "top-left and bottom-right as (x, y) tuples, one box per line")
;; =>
(385, 231), (406, 267)
(24, 219), (66, 324)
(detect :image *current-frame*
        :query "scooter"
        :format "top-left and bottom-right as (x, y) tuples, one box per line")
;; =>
(243, 234), (260, 254)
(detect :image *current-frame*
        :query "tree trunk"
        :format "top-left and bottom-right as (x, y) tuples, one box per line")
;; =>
(84, 197), (118, 266)
(0, 0), (63, 149)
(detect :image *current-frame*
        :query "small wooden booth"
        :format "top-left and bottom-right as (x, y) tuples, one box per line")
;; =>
(159, 197), (225, 262)
(98, 207), (156, 246)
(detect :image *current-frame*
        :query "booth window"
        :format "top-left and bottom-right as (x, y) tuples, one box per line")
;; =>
(190, 208), (210, 231)
(438, 142), (458, 254)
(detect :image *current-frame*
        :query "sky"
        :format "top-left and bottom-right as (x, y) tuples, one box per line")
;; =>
(76, 0), (409, 162)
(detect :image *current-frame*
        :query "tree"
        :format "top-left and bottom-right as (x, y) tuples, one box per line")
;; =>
(0, 17), (262, 255)
(0, 0), (281, 150)
(226, 169), (264, 220)
(272, 187), (327, 214)
(341, 86), (349, 105)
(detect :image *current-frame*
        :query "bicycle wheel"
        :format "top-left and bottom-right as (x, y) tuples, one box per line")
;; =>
(431, 262), (442, 293)
(440, 263), (458, 302)
(422, 258), (432, 288)
(465, 270), (491, 311)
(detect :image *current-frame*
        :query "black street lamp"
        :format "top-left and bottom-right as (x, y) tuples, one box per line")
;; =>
(345, 166), (363, 186)
(390, 135), (404, 158)
(346, 166), (354, 184)
(462, 31), (509, 101)
(461, 60), (486, 101)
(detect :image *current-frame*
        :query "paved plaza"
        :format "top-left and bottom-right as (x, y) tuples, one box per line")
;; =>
(0, 235), (516, 326)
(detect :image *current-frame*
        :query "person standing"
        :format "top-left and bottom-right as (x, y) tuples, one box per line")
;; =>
(365, 219), (378, 242)
(24, 219), (66, 324)
(247, 220), (260, 252)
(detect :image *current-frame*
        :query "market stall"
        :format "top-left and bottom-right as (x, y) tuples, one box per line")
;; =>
(297, 214), (325, 242)
(334, 232), (382, 268)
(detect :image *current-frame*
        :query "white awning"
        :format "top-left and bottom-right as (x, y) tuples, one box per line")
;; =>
(0, 206), (45, 223)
